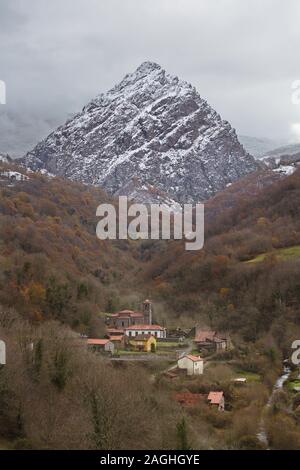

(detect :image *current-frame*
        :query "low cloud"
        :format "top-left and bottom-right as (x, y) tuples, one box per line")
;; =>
(0, 0), (300, 156)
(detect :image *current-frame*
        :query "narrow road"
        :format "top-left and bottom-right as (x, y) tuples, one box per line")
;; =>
(110, 339), (193, 365)
(110, 354), (173, 362)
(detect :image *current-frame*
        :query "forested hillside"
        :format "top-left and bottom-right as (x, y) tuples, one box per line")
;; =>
(146, 168), (300, 350)
(0, 164), (145, 335)
(2, 162), (300, 349)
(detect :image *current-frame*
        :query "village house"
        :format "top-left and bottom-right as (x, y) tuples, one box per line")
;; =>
(129, 334), (156, 353)
(106, 299), (153, 329)
(87, 338), (114, 354)
(194, 329), (228, 353)
(124, 324), (167, 339)
(207, 391), (225, 411)
(177, 354), (204, 375)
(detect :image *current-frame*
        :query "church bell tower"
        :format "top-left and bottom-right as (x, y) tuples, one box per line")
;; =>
(142, 299), (152, 325)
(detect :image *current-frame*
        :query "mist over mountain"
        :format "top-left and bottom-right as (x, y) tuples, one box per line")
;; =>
(238, 135), (286, 159)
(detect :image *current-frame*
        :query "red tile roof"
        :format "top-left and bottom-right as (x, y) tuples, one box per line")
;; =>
(110, 310), (144, 318)
(109, 335), (124, 342)
(207, 391), (224, 405)
(194, 330), (216, 342)
(194, 330), (227, 344)
(125, 324), (165, 331)
(87, 338), (110, 346)
(184, 354), (203, 362)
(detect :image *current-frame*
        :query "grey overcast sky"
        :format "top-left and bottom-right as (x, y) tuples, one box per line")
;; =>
(0, 0), (300, 156)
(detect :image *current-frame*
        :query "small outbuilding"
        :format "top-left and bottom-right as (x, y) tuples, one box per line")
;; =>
(109, 335), (125, 349)
(233, 377), (247, 385)
(207, 391), (225, 411)
(194, 329), (228, 352)
(87, 338), (114, 354)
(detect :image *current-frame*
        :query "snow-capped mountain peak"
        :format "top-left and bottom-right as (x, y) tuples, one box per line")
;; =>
(23, 62), (259, 203)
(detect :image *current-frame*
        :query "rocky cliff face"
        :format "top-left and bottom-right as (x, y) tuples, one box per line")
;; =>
(23, 61), (259, 203)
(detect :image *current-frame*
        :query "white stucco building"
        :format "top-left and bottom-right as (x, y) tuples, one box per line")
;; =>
(124, 324), (167, 339)
(177, 354), (203, 375)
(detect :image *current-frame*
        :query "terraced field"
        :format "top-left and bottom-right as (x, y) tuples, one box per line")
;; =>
(245, 245), (300, 264)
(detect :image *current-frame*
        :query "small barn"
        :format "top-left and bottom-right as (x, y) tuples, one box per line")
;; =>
(87, 338), (114, 354)
(207, 391), (225, 411)
(109, 335), (125, 349)
(194, 329), (228, 352)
